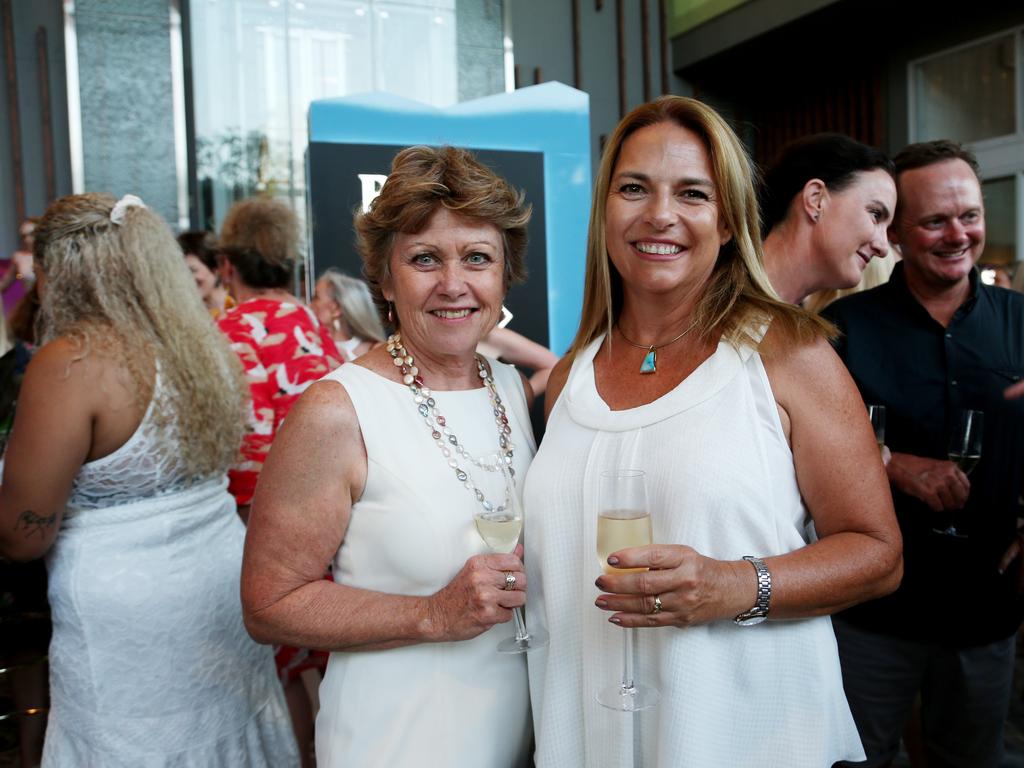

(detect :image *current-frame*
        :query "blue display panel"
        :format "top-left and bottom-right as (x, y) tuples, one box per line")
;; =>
(307, 82), (591, 355)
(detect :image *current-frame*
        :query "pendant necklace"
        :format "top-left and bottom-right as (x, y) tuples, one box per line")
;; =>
(387, 332), (515, 514)
(617, 318), (699, 374)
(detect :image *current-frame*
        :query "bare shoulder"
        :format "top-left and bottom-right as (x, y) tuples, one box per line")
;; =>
(543, 354), (574, 422)
(758, 324), (847, 402)
(260, 376), (367, 503)
(24, 338), (116, 400)
(282, 377), (359, 436)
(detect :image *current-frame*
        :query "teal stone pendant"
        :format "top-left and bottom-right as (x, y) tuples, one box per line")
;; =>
(639, 347), (657, 374)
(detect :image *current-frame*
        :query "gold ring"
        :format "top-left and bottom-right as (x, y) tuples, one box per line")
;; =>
(503, 571), (516, 591)
(652, 595), (663, 615)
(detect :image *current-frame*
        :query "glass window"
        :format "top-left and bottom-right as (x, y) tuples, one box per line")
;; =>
(913, 33), (1017, 144)
(980, 176), (1017, 270)
(190, 0), (458, 235)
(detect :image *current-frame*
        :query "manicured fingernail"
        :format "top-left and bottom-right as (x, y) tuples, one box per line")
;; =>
(595, 598), (607, 608)
(610, 616), (622, 625)
(607, 556), (619, 565)
(594, 578), (605, 590)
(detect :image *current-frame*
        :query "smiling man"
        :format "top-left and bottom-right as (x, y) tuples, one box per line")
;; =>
(822, 140), (1024, 768)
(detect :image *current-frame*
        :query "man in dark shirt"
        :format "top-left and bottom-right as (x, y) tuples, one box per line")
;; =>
(823, 140), (1024, 768)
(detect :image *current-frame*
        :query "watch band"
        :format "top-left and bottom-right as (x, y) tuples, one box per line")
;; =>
(734, 555), (771, 626)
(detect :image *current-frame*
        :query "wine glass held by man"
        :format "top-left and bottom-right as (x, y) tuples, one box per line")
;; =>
(0, 193), (299, 766)
(241, 146), (538, 768)
(522, 97), (902, 767)
(760, 133), (896, 307)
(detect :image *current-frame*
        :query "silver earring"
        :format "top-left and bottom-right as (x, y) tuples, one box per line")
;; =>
(387, 301), (394, 325)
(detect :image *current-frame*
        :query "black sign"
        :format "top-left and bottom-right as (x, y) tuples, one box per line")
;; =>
(307, 142), (549, 349)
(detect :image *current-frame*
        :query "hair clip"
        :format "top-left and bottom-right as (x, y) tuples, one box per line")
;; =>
(110, 194), (147, 225)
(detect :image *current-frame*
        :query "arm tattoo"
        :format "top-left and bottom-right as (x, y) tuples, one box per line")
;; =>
(14, 509), (58, 539)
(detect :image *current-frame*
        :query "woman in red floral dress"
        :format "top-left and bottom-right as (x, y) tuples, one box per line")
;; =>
(216, 197), (341, 768)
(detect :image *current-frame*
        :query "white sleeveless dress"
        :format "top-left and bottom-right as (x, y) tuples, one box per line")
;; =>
(523, 334), (865, 767)
(314, 360), (535, 768)
(42, 379), (298, 767)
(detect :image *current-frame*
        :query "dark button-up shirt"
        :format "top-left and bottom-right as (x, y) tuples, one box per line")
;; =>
(823, 263), (1024, 646)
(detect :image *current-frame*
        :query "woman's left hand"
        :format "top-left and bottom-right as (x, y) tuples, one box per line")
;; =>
(594, 544), (750, 628)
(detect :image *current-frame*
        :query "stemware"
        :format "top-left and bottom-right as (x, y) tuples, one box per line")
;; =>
(595, 469), (660, 711)
(473, 462), (549, 653)
(933, 409), (983, 538)
(868, 404), (886, 458)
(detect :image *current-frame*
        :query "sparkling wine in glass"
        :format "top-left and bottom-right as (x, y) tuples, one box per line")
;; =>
(473, 462), (549, 653)
(934, 409), (983, 538)
(868, 404), (886, 458)
(595, 469), (660, 712)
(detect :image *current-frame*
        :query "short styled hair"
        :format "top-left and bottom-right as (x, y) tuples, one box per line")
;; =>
(760, 133), (894, 234)
(893, 139), (980, 179)
(891, 140), (981, 221)
(218, 197), (299, 289)
(354, 145), (531, 326)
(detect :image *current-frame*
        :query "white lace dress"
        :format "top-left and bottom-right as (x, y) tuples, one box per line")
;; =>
(41, 382), (299, 767)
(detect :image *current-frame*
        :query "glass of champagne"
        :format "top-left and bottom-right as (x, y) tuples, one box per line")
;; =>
(473, 462), (549, 653)
(934, 409), (983, 538)
(595, 469), (660, 711)
(868, 404), (886, 458)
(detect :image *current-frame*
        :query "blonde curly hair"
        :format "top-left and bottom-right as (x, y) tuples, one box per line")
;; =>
(33, 193), (248, 479)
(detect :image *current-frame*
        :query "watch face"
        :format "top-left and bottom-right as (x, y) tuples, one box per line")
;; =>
(735, 613), (767, 627)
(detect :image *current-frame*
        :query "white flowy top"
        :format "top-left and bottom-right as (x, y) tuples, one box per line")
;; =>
(523, 334), (864, 767)
(315, 360), (535, 768)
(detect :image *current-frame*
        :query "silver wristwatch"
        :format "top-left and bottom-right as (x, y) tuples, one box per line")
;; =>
(734, 555), (771, 626)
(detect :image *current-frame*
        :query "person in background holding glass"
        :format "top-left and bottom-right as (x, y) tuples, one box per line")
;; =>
(523, 96), (902, 767)
(823, 140), (1024, 768)
(759, 133), (896, 307)
(310, 268), (386, 360)
(240, 146), (536, 768)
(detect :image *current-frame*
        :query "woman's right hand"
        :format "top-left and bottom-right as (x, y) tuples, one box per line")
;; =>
(426, 544), (526, 642)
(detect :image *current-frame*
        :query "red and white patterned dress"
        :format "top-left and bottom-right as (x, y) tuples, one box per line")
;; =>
(218, 298), (342, 506)
(219, 298), (342, 683)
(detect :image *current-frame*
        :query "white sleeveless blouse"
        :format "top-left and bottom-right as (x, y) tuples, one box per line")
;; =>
(523, 334), (864, 767)
(315, 359), (535, 768)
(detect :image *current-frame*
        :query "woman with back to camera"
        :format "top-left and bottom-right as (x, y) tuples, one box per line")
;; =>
(240, 145), (537, 768)
(524, 97), (902, 766)
(215, 196), (341, 766)
(760, 133), (896, 306)
(0, 193), (298, 766)
(310, 268), (386, 360)
(216, 196), (341, 520)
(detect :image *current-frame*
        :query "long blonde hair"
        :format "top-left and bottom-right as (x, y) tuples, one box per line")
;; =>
(570, 96), (830, 358)
(33, 193), (247, 478)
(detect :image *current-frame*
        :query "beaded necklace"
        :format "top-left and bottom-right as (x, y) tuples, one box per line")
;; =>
(387, 332), (515, 514)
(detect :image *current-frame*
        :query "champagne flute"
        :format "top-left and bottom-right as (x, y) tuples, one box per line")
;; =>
(473, 462), (549, 653)
(934, 409), (983, 538)
(595, 469), (660, 711)
(868, 404), (886, 458)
